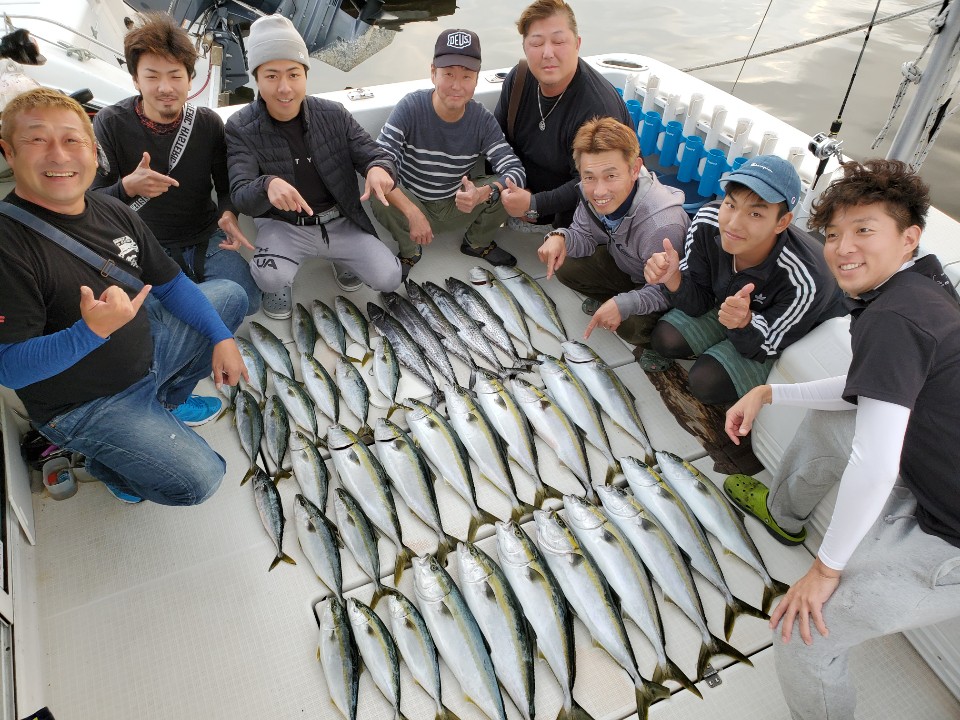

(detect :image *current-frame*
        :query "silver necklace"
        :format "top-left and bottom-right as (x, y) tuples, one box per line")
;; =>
(537, 85), (566, 131)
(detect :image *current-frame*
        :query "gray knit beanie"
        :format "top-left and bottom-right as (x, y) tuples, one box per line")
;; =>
(246, 15), (311, 77)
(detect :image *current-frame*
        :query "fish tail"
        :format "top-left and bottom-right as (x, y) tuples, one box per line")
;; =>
(467, 507), (502, 542)
(370, 580), (390, 609)
(269, 551), (297, 571)
(653, 655), (701, 699)
(763, 576), (792, 615)
(643, 445), (656, 467)
(241, 466), (256, 485)
(697, 633), (752, 681)
(345, 353), (365, 365)
(555, 698), (595, 720)
(361, 349), (373, 365)
(538, 479), (565, 504)
(509, 500), (537, 523)
(724, 594), (769, 640)
(386, 403), (402, 420)
(434, 533), (457, 566)
(603, 461), (622, 487)
(436, 704), (463, 720)
(273, 468), (292, 484)
(393, 544), (414, 586)
(634, 676), (670, 720)
(430, 388), (444, 409)
(580, 479), (599, 504)
(358, 424), (375, 445)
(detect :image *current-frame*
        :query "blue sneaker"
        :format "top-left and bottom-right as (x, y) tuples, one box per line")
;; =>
(171, 394), (224, 427)
(102, 481), (143, 504)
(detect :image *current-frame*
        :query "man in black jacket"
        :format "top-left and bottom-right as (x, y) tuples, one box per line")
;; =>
(225, 14), (401, 320)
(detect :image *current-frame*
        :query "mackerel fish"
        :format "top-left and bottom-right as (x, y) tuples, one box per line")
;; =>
(422, 280), (505, 374)
(235, 336), (268, 401)
(495, 521), (594, 720)
(491, 265), (567, 343)
(386, 590), (461, 720)
(327, 424), (413, 584)
(335, 295), (372, 363)
(293, 302), (317, 356)
(444, 383), (533, 523)
(374, 418), (455, 563)
(249, 321), (294, 378)
(405, 280), (477, 370)
(457, 542), (535, 720)
(469, 266), (536, 357)
(561, 340), (654, 465)
(333, 487), (390, 607)
(373, 336), (401, 419)
(368, 301), (442, 408)
(316, 597), (359, 720)
(252, 467), (296, 571)
(446, 277), (529, 369)
(412, 555), (506, 720)
(335, 355), (372, 440)
(301, 353), (339, 426)
(655, 451), (791, 614)
(382, 291), (457, 388)
(272, 371), (318, 439)
(312, 299), (350, 358)
(510, 377), (595, 502)
(235, 388), (264, 484)
(562, 494), (700, 698)
(534, 509), (669, 720)
(622, 456), (767, 638)
(404, 399), (500, 542)
(295, 494), (342, 600)
(347, 598), (406, 720)
(596, 484), (752, 681)
(263, 394), (291, 482)
(289, 430), (329, 512)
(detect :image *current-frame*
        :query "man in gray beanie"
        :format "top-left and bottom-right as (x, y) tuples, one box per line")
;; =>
(224, 14), (401, 319)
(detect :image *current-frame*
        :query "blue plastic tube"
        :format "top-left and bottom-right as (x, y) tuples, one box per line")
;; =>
(699, 148), (728, 197)
(639, 111), (663, 157)
(659, 121), (684, 167)
(677, 135), (704, 182)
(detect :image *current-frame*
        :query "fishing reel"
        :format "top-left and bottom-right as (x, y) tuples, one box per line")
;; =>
(808, 132), (844, 161)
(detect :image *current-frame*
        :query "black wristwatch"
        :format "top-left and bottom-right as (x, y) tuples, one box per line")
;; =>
(487, 184), (501, 205)
(524, 208), (539, 222)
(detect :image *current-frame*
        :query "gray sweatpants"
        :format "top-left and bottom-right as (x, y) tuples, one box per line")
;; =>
(768, 409), (960, 719)
(250, 216), (401, 293)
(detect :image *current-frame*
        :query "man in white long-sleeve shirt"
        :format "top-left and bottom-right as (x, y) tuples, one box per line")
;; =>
(723, 158), (960, 720)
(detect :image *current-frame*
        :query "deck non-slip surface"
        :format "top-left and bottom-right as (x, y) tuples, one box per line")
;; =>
(30, 226), (960, 720)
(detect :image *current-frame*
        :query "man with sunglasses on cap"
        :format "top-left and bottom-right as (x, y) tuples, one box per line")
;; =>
(373, 28), (526, 276)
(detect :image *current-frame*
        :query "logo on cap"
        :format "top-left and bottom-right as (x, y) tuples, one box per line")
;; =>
(446, 31), (472, 49)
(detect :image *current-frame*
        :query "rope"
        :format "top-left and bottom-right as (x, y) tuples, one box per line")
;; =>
(681, 2), (942, 73)
(731, 0), (776, 96)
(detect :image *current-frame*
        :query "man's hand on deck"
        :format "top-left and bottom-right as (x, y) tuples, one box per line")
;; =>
(211, 338), (248, 388)
(644, 238), (681, 291)
(724, 383), (772, 444)
(361, 166), (394, 206)
(719, 283), (755, 329)
(80, 284), (152, 338)
(217, 211), (255, 251)
(537, 232), (567, 278)
(583, 299), (622, 339)
(770, 557), (841, 645)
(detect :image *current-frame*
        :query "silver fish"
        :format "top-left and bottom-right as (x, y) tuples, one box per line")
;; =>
(367, 302), (442, 408)
(293, 302), (317, 356)
(347, 598), (404, 720)
(301, 353), (339, 425)
(510, 377), (594, 502)
(316, 597), (359, 720)
(457, 542), (535, 720)
(446, 277), (528, 368)
(412, 555), (506, 720)
(312, 299), (350, 358)
(335, 295), (372, 363)
(249, 321), (295, 378)
(539, 353), (620, 484)
(495, 521), (593, 720)
(596, 484), (752, 681)
(372, 337), (401, 419)
(235, 335), (268, 400)
(468, 266), (536, 357)
(405, 279), (477, 370)
(534, 509), (668, 720)
(272, 371), (318, 439)
(386, 591), (461, 720)
(562, 494), (700, 698)
(655, 451), (791, 614)
(374, 418), (455, 563)
(252, 467), (296, 571)
(422, 280), (505, 373)
(327, 424), (412, 584)
(491, 265), (567, 342)
(335, 355), (371, 439)
(332, 487), (390, 607)
(235, 389), (264, 484)
(404, 399), (500, 542)
(218, 376), (239, 415)
(263, 394), (291, 482)
(289, 430), (329, 512)
(295, 494), (342, 600)
(562, 340), (654, 465)
(444, 383), (532, 523)
(622, 456), (767, 639)
(382, 291), (458, 388)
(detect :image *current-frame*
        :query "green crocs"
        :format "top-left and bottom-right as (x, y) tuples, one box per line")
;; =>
(723, 474), (807, 546)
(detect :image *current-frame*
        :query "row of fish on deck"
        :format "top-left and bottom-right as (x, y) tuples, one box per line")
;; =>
(221, 264), (791, 720)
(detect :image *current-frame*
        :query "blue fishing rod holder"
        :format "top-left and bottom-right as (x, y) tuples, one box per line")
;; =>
(639, 110), (663, 157)
(625, 99), (643, 132)
(676, 135), (704, 182)
(659, 121), (685, 167)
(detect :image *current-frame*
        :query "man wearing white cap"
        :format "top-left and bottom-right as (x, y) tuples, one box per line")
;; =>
(224, 14), (401, 319)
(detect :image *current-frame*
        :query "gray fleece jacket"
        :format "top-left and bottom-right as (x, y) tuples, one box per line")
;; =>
(555, 167), (689, 318)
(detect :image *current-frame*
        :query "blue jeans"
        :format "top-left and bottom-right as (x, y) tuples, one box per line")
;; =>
(174, 229), (262, 315)
(39, 280), (247, 506)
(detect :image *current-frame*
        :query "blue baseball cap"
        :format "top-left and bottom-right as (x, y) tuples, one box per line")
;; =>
(720, 154), (802, 211)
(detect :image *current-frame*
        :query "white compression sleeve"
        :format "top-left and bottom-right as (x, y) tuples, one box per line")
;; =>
(772, 375), (854, 410)
(817, 397), (910, 570)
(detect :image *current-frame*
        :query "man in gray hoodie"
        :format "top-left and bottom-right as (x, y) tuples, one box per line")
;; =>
(538, 116), (689, 346)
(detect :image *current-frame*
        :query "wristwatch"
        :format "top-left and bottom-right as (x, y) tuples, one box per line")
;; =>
(524, 208), (539, 222)
(487, 184), (501, 205)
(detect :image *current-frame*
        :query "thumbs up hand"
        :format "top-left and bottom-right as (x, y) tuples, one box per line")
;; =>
(644, 237), (682, 291)
(501, 176), (533, 218)
(454, 176), (483, 213)
(719, 282), (755, 329)
(121, 151), (179, 199)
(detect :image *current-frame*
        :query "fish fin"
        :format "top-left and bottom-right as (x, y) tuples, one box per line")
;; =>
(467, 507), (501, 542)
(370, 581), (391, 609)
(434, 534), (457, 566)
(653, 656), (701, 699)
(393, 545), (414, 586)
(386, 403), (401, 420)
(430, 389), (444, 409)
(241, 467), (255, 485)
(273, 469), (292, 484)
(555, 699), (596, 720)
(269, 552), (297, 571)
(603, 462), (620, 487)
(510, 501), (537, 524)
(539, 480), (565, 504)
(697, 633), (752, 681)
(644, 448), (656, 467)
(361, 350), (373, 365)
(763, 576), (792, 615)
(436, 705), (462, 720)
(724, 594), (769, 640)
(634, 676), (670, 720)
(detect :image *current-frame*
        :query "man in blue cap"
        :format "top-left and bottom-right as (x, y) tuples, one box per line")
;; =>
(644, 155), (845, 404)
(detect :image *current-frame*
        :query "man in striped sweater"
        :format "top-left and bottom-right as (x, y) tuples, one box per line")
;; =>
(373, 28), (526, 276)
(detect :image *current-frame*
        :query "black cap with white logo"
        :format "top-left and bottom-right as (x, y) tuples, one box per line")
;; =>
(434, 29), (481, 72)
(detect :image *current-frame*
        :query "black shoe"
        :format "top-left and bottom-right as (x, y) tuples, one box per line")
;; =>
(460, 240), (517, 267)
(398, 251), (421, 280)
(581, 298), (602, 316)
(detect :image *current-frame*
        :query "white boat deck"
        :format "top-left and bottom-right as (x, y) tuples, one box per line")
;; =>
(28, 223), (960, 720)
